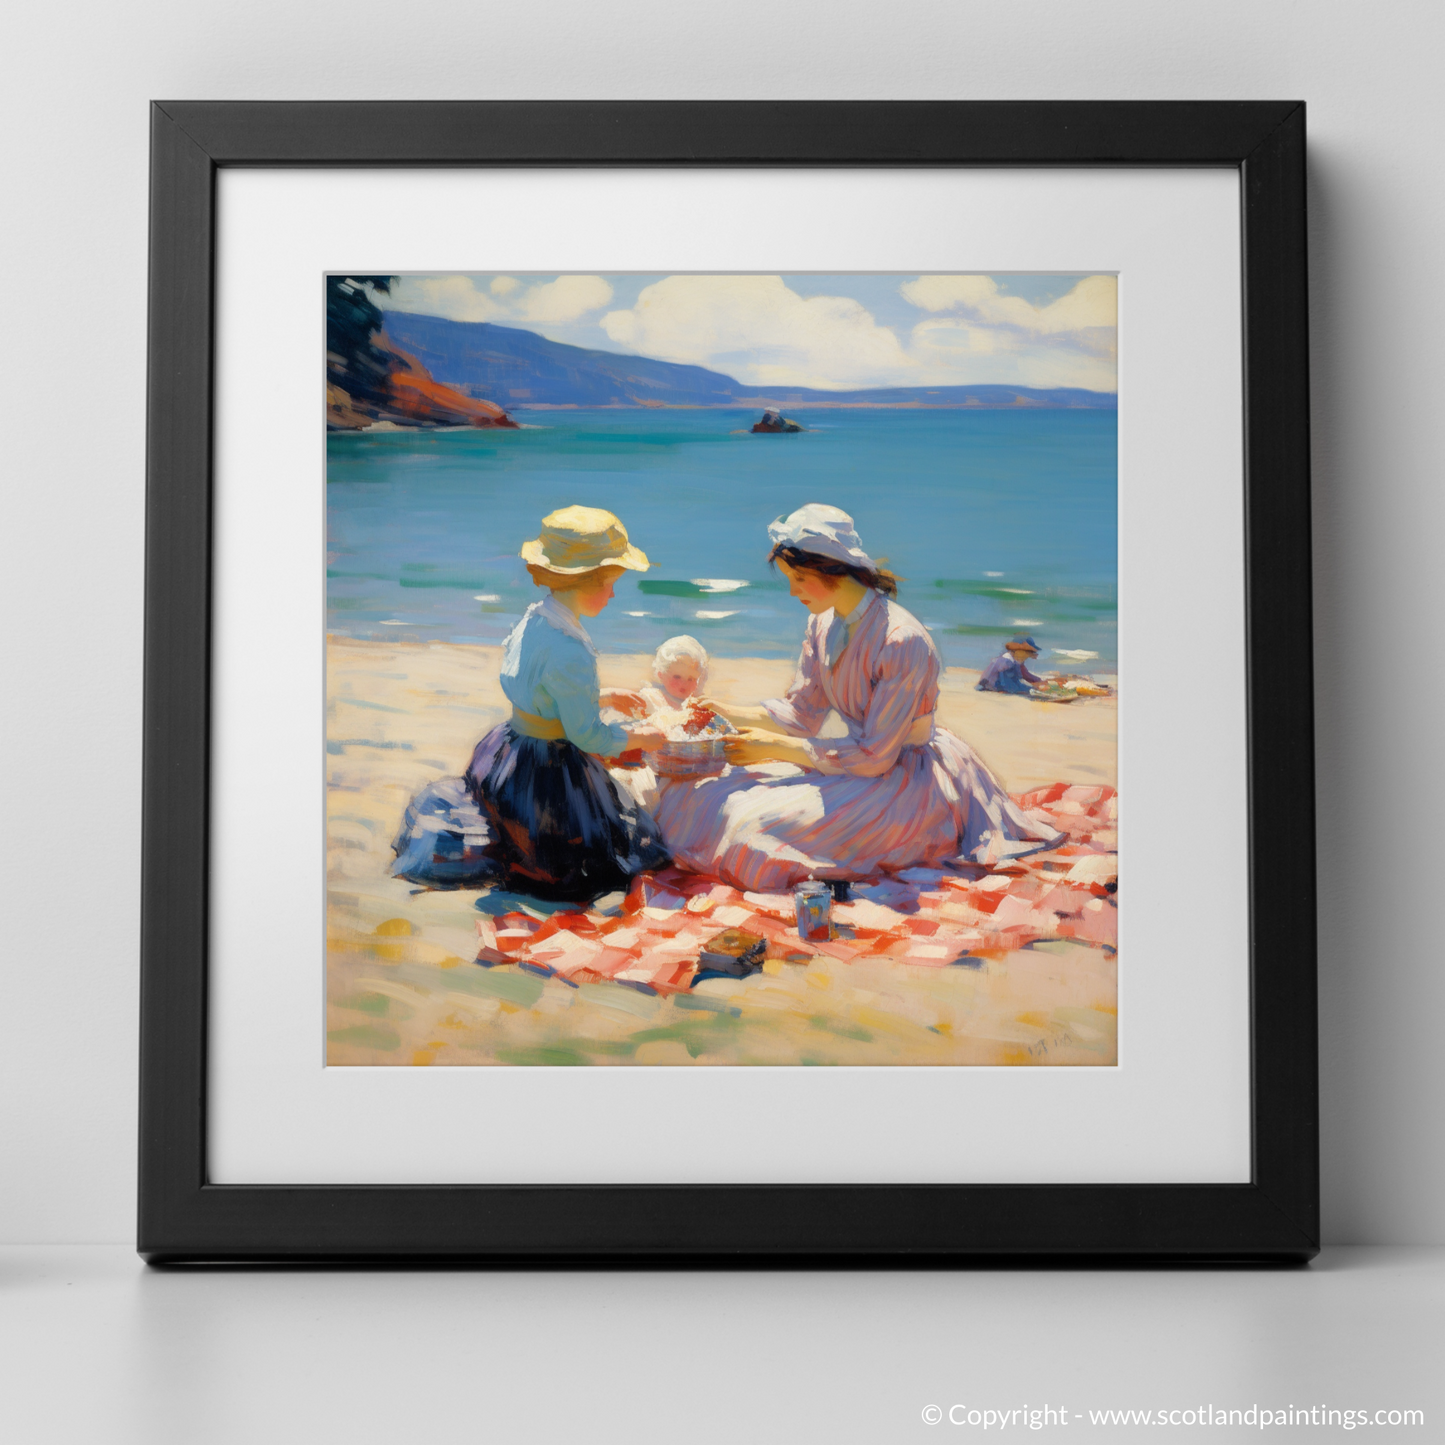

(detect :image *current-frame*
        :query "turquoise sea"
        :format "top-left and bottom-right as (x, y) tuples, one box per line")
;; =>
(326, 408), (1117, 673)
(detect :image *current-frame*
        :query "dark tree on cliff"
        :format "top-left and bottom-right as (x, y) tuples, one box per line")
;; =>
(326, 275), (396, 405)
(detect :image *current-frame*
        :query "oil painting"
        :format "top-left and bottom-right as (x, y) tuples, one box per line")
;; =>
(325, 272), (1118, 1067)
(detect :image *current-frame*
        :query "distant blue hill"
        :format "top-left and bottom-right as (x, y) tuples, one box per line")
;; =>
(379, 312), (1117, 411)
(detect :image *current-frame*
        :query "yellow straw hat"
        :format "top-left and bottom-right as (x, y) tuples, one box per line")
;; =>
(520, 505), (650, 575)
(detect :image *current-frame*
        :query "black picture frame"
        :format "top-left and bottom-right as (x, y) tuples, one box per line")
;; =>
(141, 100), (1316, 1264)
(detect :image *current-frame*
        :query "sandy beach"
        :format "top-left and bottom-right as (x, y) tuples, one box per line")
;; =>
(326, 636), (1117, 1067)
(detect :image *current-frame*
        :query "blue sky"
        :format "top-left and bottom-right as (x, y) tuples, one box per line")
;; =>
(376, 272), (1117, 393)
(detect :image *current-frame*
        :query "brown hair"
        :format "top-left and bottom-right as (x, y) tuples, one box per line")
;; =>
(526, 562), (626, 592)
(768, 544), (899, 598)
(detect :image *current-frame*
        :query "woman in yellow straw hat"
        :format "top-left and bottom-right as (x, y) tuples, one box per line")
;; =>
(451, 505), (673, 900)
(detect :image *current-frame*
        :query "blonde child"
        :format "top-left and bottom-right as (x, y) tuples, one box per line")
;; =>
(639, 634), (709, 715)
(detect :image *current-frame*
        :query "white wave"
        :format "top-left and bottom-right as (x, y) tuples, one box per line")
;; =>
(984, 571), (1004, 578)
(473, 594), (500, 603)
(691, 578), (749, 593)
(1053, 649), (1100, 661)
(379, 619), (416, 626)
(695, 609), (740, 620)
(624, 610), (652, 617)
(1012, 619), (1043, 627)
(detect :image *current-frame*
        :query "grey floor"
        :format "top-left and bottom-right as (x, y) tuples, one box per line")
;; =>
(1, 1247), (1439, 1442)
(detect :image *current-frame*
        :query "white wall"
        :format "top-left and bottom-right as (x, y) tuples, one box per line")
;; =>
(1, 0), (1440, 1245)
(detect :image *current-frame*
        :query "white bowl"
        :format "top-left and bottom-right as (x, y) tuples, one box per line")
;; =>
(654, 737), (729, 778)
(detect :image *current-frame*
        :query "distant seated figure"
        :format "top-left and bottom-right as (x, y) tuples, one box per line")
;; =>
(977, 634), (1044, 695)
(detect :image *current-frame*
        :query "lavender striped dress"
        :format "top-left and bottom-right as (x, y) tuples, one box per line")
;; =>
(654, 591), (1064, 891)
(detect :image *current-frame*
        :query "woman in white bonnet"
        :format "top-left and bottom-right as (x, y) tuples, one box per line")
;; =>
(653, 503), (1063, 891)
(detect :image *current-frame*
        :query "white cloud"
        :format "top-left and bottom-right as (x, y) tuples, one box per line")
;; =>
(384, 274), (502, 323)
(514, 275), (614, 323)
(600, 275), (914, 390)
(899, 275), (1117, 390)
(378, 272), (1118, 394)
(909, 316), (1117, 391)
(381, 274), (613, 327)
(901, 274), (1117, 333)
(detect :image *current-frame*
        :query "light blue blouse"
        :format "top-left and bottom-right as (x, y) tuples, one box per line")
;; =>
(499, 595), (629, 757)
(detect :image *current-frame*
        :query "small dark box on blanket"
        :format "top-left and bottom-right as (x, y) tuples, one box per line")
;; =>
(697, 928), (767, 978)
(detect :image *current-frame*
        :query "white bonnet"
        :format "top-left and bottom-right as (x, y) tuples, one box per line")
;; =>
(652, 634), (709, 676)
(767, 503), (879, 571)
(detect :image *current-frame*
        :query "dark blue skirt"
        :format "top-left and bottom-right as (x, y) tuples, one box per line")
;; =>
(467, 724), (669, 900)
(390, 723), (667, 901)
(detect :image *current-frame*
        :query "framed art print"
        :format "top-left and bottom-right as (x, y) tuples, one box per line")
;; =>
(322, 263), (1121, 1069)
(141, 102), (1317, 1260)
